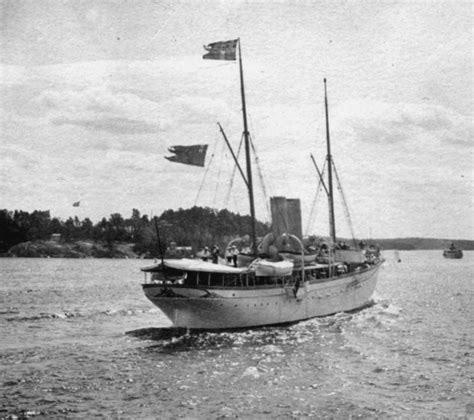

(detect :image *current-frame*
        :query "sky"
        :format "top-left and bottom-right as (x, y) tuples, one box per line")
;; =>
(1, 0), (472, 239)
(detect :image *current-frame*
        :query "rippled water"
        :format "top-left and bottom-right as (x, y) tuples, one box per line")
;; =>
(1, 251), (472, 419)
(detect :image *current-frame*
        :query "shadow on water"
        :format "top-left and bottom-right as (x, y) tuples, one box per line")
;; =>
(346, 299), (377, 313)
(126, 327), (190, 341)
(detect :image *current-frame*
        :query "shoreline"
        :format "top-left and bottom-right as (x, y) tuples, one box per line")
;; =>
(2, 240), (142, 259)
(2, 239), (472, 259)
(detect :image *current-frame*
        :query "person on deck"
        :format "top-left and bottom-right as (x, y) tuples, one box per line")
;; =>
(211, 244), (220, 264)
(201, 246), (211, 261)
(166, 241), (179, 259)
(225, 247), (233, 264)
(231, 245), (239, 267)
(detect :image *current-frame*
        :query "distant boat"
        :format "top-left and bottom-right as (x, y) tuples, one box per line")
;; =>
(140, 39), (383, 329)
(443, 243), (463, 259)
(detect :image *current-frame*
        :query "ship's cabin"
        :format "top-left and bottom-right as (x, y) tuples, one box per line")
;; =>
(141, 259), (377, 289)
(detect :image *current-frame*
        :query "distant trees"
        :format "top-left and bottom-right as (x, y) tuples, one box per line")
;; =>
(0, 210), (53, 251)
(0, 206), (270, 256)
(0, 210), (27, 252)
(2, 208), (473, 255)
(157, 206), (268, 252)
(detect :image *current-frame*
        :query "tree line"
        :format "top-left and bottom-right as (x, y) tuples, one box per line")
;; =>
(2, 208), (471, 255)
(0, 207), (269, 256)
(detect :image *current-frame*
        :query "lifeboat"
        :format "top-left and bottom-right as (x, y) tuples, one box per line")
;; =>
(278, 251), (317, 267)
(253, 259), (294, 276)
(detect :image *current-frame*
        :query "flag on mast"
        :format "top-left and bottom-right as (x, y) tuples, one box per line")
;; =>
(203, 39), (238, 60)
(165, 144), (208, 167)
(72, 201), (80, 207)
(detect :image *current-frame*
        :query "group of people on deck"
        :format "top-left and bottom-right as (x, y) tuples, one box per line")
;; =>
(164, 239), (242, 266)
(199, 244), (239, 266)
(199, 245), (218, 263)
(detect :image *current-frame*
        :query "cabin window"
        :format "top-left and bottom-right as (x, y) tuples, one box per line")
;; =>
(183, 271), (198, 286)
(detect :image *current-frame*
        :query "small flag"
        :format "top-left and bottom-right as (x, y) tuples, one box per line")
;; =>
(203, 39), (238, 60)
(72, 201), (80, 207)
(165, 144), (208, 167)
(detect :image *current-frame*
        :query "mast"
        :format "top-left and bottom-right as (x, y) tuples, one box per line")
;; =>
(238, 39), (258, 255)
(153, 216), (167, 280)
(324, 78), (336, 244)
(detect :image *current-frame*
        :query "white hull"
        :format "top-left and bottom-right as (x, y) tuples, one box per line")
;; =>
(142, 263), (382, 329)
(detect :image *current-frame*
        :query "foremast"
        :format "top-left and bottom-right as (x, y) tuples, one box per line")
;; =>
(237, 39), (258, 256)
(204, 38), (258, 256)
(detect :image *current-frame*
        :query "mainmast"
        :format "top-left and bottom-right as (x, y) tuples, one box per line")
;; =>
(324, 78), (336, 244)
(238, 39), (258, 255)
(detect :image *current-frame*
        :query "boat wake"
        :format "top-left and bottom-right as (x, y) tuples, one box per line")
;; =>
(345, 299), (402, 332)
(127, 316), (354, 352)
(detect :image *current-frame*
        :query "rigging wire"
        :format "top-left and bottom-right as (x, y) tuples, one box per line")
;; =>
(246, 110), (274, 220)
(194, 130), (220, 206)
(223, 134), (244, 208)
(249, 134), (271, 220)
(305, 161), (326, 236)
(212, 139), (227, 207)
(332, 162), (358, 248)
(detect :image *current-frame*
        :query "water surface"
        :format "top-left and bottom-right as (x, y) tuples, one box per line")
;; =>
(1, 251), (472, 418)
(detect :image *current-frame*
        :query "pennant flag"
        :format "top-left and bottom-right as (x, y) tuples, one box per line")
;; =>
(203, 39), (238, 60)
(165, 144), (208, 167)
(72, 201), (80, 207)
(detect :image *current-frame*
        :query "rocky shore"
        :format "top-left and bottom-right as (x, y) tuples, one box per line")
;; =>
(3, 240), (139, 259)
